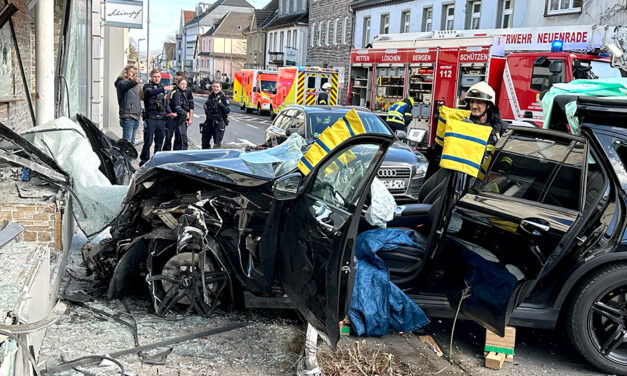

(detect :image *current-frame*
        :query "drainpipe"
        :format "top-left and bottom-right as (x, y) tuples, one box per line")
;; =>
(36, 0), (55, 124)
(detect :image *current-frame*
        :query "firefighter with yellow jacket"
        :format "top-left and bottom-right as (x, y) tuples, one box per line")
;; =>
(386, 97), (414, 132)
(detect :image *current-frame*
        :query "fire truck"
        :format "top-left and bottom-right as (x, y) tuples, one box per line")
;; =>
(272, 66), (341, 117)
(233, 69), (277, 115)
(349, 25), (625, 150)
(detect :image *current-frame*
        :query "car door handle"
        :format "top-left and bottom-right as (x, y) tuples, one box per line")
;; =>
(520, 219), (550, 235)
(318, 217), (335, 233)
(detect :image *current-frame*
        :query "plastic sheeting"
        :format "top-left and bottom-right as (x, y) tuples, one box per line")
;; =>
(348, 228), (429, 336)
(239, 134), (307, 178)
(365, 177), (396, 228)
(541, 78), (627, 134)
(22, 117), (128, 236)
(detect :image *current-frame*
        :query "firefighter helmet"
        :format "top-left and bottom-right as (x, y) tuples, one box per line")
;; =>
(404, 97), (415, 106)
(465, 82), (496, 106)
(322, 82), (333, 90)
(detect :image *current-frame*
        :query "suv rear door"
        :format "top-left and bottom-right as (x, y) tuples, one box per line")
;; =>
(444, 127), (588, 335)
(279, 134), (394, 346)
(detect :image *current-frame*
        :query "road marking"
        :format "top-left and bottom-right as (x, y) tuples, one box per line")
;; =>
(244, 123), (258, 129)
(239, 138), (257, 147)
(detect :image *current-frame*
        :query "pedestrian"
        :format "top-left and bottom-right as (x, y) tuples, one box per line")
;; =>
(139, 69), (174, 167)
(386, 97), (414, 132)
(202, 81), (230, 149)
(317, 82), (333, 105)
(114, 65), (142, 144)
(171, 79), (192, 150)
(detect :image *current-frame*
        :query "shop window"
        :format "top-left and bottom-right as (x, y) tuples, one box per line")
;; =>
(380, 14), (390, 34)
(400, 11), (411, 33)
(443, 4), (455, 30)
(547, 0), (582, 15)
(422, 7), (433, 32)
(362, 17), (370, 48)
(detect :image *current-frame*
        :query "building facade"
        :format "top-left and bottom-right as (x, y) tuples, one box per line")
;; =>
(307, 0), (353, 103)
(351, 0), (525, 49)
(244, 0), (278, 69)
(176, 10), (195, 71)
(264, 0), (309, 68)
(198, 12), (250, 82)
(524, 0), (627, 26)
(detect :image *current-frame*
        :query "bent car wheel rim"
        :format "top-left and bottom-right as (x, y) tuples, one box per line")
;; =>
(588, 284), (627, 365)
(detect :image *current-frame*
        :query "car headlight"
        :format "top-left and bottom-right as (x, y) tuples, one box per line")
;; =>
(413, 153), (429, 179)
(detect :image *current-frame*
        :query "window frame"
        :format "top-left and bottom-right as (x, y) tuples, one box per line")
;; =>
(326, 20), (331, 46)
(342, 16), (348, 45)
(422, 7), (433, 32)
(443, 4), (455, 30)
(380, 13), (390, 34)
(318, 21), (323, 46)
(400, 10), (411, 33)
(500, 0), (514, 28)
(469, 0), (481, 29)
(334, 18), (339, 45)
(546, 0), (582, 16)
(362, 16), (371, 48)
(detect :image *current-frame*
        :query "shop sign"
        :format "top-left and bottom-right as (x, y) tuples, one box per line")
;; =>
(105, 0), (143, 29)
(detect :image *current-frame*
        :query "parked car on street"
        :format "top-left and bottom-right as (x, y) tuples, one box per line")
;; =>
(265, 105), (428, 202)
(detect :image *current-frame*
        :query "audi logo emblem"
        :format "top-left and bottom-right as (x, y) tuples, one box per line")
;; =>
(378, 169), (397, 177)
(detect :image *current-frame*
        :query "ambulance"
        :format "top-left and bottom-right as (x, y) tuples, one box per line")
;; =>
(272, 66), (341, 117)
(235, 69), (277, 115)
(349, 25), (625, 150)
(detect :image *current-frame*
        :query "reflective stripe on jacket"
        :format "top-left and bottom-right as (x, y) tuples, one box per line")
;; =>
(386, 102), (409, 124)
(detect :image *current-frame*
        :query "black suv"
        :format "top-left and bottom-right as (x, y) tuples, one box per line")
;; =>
(265, 105), (429, 202)
(79, 97), (627, 374)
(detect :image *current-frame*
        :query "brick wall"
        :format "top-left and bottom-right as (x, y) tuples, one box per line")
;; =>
(0, 203), (62, 250)
(307, 0), (353, 104)
(0, 0), (35, 132)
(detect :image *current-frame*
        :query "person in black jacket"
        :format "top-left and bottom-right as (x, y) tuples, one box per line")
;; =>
(163, 71), (195, 150)
(202, 81), (230, 149)
(171, 79), (192, 150)
(114, 65), (142, 143)
(317, 82), (333, 105)
(139, 69), (173, 166)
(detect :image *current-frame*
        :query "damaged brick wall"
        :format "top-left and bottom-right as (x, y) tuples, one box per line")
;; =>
(1, 0), (64, 132)
(0, 203), (62, 250)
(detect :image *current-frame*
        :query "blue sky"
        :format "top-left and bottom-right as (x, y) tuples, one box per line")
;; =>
(129, 0), (270, 55)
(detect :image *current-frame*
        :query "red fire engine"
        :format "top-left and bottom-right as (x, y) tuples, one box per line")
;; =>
(349, 25), (624, 149)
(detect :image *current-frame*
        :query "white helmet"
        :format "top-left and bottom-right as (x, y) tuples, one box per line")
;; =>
(322, 82), (333, 90)
(465, 81), (496, 106)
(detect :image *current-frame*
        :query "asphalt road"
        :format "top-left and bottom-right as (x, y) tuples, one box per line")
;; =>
(186, 95), (271, 149)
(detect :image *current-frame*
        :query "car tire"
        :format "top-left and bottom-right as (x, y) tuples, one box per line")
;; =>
(270, 106), (276, 119)
(240, 101), (245, 110)
(245, 105), (253, 114)
(257, 103), (262, 115)
(566, 263), (627, 375)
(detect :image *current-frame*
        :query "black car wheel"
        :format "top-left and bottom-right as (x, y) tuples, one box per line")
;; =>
(240, 101), (245, 110)
(257, 103), (262, 115)
(566, 263), (627, 375)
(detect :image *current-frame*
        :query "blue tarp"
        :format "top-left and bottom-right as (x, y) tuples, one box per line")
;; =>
(348, 228), (430, 336)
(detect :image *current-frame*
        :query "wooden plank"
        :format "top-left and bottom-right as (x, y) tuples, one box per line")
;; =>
(418, 335), (443, 357)
(485, 326), (516, 353)
(485, 351), (505, 370)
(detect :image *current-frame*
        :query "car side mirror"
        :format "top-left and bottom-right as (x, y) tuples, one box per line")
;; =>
(253, 87), (259, 92)
(116, 138), (138, 160)
(272, 88), (277, 95)
(273, 173), (302, 201)
(549, 61), (563, 74)
(395, 130), (407, 140)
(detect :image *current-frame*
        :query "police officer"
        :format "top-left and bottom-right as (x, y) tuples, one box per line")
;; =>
(171, 78), (192, 150)
(386, 97), (414, 132)
(202, 81), (230, 149)
(140, 69), (173, 166)
(317, 82), (333, 105)
(465, 81), (508, 144)
(163, 71), (195, 150)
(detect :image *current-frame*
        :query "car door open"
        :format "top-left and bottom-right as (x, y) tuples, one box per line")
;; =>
(278, 135), (393, 346)
(444, 128), (588, 336)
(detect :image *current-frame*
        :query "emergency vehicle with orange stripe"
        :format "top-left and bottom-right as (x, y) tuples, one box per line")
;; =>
(349, 25), (625, 151)
(233, 69), (277, 115)
(272, 66), (341, 117)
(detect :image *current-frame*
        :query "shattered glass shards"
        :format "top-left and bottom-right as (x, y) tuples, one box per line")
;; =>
(21, 118), (128, 236)
(238, 134), (306, 179)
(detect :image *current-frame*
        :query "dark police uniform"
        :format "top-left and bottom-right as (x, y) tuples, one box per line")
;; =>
(140, 81), (168, 165)
(171, 89), (191, 150)
(164, 84), (194, 151)
(202, 90), (230, 149)
(317, 91), (329, 105)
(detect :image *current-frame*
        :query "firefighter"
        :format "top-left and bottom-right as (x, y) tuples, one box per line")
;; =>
(386, 97), (414, 132)
(317, 82), (333, 105)
(465, 81), (508, 143)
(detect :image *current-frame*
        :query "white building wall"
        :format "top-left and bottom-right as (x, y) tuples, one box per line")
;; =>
(265, 25), (308, 68)
(352, 0), (521, 49)
(103, 26), (128, 135)
(524, 0), (627, 26)
(91, 0), (105, 127)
